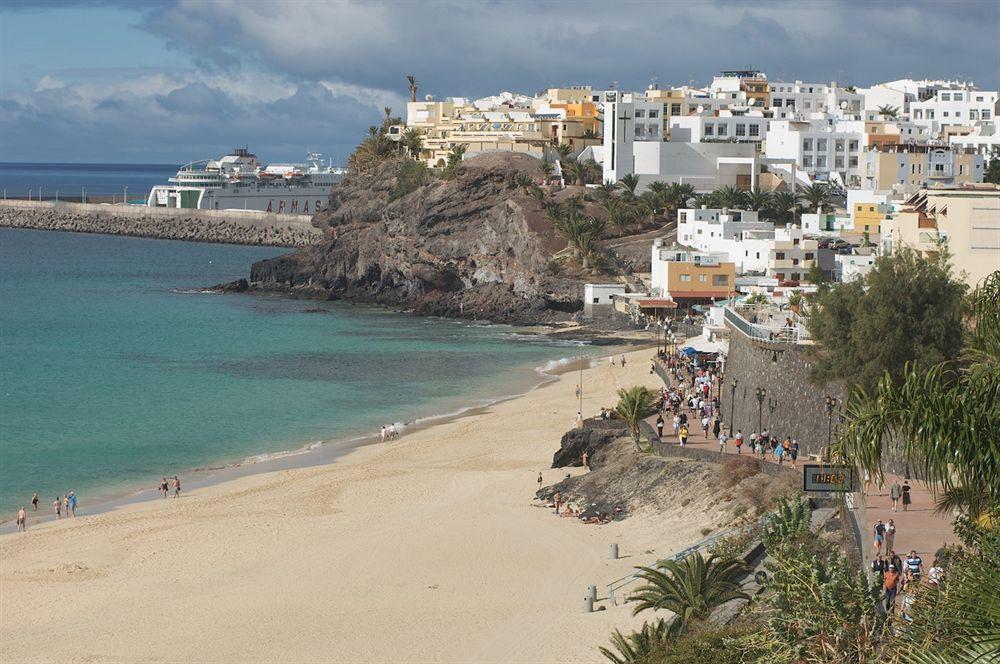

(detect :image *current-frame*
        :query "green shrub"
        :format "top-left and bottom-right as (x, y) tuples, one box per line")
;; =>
(640, 622), (756, 664)
(721, 456), (760, 488)
(390, 160), (431, 201)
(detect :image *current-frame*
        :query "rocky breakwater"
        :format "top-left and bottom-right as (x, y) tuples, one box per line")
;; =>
(0, 202), (321, 247)
(238, 153), (581, 324)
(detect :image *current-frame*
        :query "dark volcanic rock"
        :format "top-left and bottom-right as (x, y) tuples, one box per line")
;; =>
(246, 153), (580, 324)
(552, 419), (629, 468)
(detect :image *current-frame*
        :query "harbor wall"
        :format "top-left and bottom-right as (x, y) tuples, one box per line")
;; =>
(0, 200), (322, 247)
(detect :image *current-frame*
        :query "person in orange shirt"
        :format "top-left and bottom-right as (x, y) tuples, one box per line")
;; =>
(884, 564), (901, 612)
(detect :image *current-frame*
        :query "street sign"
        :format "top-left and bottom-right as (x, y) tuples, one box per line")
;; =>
(802, 464), (853, 492)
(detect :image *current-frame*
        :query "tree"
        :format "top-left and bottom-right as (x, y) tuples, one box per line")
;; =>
(769, 190), (803, 225)
(595, 180), (620, 201)
(401, 128), (423, 159)
(555, 143), (574, 160)
(836, 270), (999, 518)
(801, 182), (832, 213)
(348, 126), (395, 174)
(405, 74), (419, 102)
(618, 174), (640, 199)
(744, 187), (774, 212)
(984, 147), (1000, 185)
(441, 144), (467, 178)
(583, 128), (600, 139)
(604, 198), (635, 236)
(538, 160), (554, 180)
(600, 619), (673, 664)
(629, 552), (748, 636)
(614, 385), (657, 449)
(563, 159), (587, 186)
(877, 104), (900, 119)
(713, 185), (747, 209)
(806, 247), (967, 395)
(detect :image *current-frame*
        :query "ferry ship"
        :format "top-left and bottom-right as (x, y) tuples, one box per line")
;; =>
(146, 148), (346, 214)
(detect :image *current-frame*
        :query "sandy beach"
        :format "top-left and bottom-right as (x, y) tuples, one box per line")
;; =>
(1, 347), (722, 663)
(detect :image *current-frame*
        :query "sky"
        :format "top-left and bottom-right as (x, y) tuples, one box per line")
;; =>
(1, 0), (998, 164)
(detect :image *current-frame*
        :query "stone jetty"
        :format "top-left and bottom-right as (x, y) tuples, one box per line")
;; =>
(0, 200), (322, 247)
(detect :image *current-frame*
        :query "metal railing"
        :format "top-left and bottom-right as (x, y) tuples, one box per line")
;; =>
(724, 306), (807, 344)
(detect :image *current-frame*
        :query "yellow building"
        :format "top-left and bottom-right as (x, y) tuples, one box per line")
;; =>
(853, 202), (891, 234)
(881, 186), (1000, 287)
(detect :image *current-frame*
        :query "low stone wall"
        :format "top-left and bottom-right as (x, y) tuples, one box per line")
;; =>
(0, 200), (322, 247)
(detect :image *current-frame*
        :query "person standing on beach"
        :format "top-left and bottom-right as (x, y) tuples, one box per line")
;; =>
(68, 492), (77, 517)
(575, 384), (581, 399)
(610, 356), (615, 367)
(172, 476), (181, 498)
(16, 507), (27, 532)
(31, 493), (38, 511)
(890, 480), (902, 512)
(380, 425), (387, 443)
(581, 452), (589, 469)
(53, 497), (61, 519)
(160, 477), (169, 498)
(620, 354), (626, 368)
(62, 495), (69, 517)
(536, 472), (543, 492)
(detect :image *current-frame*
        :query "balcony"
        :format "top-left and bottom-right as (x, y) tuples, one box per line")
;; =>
(723, 306), (809, 344)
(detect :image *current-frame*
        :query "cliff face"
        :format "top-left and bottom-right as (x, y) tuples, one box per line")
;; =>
(247, 153), (579, 323)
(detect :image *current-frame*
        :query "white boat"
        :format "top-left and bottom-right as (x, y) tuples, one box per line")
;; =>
(146, 148), (345, 214)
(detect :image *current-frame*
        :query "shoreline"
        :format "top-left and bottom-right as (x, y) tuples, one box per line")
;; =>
(0, 345), (708, 664)
(0, 352), (617, 533)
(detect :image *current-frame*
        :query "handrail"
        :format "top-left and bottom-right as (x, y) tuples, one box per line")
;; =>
(723, 306), (803, 344)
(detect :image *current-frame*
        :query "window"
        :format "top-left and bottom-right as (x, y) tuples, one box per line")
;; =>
(817, 139), (827, 151)
(941, 93), (951, 101)
(970, 110), (979, 120)
(773, 98), (783, 107)
(717, 125), (728, 136)
(953, 93), (963, 101)
(712, 274), (729, 286)
(849, 140), (859, 151)
(775, 252), (786, 260)
(648, 109), (659, 118)
(960, 164), (966, 175)
(679, 274), (691, 282)
(749, 124), (760, 137)
(835, 139), (845, 152)
(699, 274), (707, 282)
(817, 156), (827, 168)
(803, 156), (813, 167)
(869, 206), (875, 212)
(805, 252), (815, 260)
(736, 124), (746, 137)
(802, 138), (813, 151)
(635, 109), (645, 118)
(983, 109), (992, 120)
(704, 123), (714, 136)
(955, 111), (961, 119)
(849, 156), (858, 168)
(671, 103), (681, 115)
(835, 157), (844, 168)
(977, 95), (985, 102)
(592, 297), (600, 304)
(804, 100), (812, 110)
(943, 111), (949, 117)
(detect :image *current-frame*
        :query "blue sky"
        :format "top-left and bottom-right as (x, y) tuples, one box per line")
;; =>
(1, 0), (998, 163)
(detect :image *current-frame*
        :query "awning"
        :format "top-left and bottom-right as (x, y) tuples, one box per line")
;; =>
(636, 298), (678, 308)
(683, 336), (724, 354)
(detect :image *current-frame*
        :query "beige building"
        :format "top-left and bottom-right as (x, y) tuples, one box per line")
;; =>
(881, 186), (1000, 287)
(862, 145), (984, 192)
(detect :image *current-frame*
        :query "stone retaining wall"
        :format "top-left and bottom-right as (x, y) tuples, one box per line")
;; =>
(0, 200), (322, 247)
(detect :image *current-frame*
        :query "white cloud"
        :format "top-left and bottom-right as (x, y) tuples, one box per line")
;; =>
(34, 75), (65, 92)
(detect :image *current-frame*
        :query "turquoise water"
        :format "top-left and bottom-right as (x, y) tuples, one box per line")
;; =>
(0, 228), (589, 510)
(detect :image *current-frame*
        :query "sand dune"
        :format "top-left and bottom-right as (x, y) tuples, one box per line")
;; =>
(1, 347), (722, 663)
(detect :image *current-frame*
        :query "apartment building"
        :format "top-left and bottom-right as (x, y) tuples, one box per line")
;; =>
(862, 145), (984, 191)
(764, 118), (864, 186)
(949, 122), (1000, 157)
(768, 81), (862, 118)
(668, 109), (768, 144)
(768, 224), (819, 283)
(881, 186), (1000, 287)
(853, 202), (891, 234)
(909, 86), (998, 134)
(676, 207), (773, 272)
(650, 240), (736, 304)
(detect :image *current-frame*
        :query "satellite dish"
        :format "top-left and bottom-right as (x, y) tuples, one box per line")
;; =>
(840, 100), (848, 109)
(648, 84), (655, 90)
(747, 98), (756, 106)
(696, 105), (705, 113)
(932, 131), (941, 139)
(424, 94), (433, 101)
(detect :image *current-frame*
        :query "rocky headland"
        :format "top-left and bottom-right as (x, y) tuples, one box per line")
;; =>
(234, 153), (604, 324)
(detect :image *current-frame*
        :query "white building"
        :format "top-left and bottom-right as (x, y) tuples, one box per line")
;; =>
(949, 122), (1000, 157)
(668, 110), (768, 144)
(676, 208), (773, 273)
(834, 252), (877, 282)
(769, 81), (862, 118)
(801, 212), (853, 235)
(583, 283), (627, 317)
(909, 86), (998, 134)
(764, 118), (865, 187)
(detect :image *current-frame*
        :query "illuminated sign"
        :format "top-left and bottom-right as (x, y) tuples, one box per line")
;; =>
(802, 464), (853, 492)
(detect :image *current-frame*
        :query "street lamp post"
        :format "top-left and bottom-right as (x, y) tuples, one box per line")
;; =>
(124, 186), (128, 205)
(729, 378), (739, 432)
(825, 396), (838, 450)
(755, 387), (766, 435)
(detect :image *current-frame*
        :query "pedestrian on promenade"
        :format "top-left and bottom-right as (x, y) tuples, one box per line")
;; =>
(671, 414), (680, 436)
(873, 519), (886, 555)
(790, 440), (799, 467)
(172, 475), (181, 498)
(871, 555), (886, 583)
(575, 384), (581, 399)
(890, 480), (902, 511)
(905, 550), (923, 582)
(656, 414), (665, 438)
(701, 415), (710, 439)
(53, 497), (61, 519)
(734, 430), (743, 454)
(901, 481), (912, 511)
(16, 507), (26, 532)
(678, 424), (689, 446)
(718, 429), (728, 453)
(889, 550), (903, 575)
(884, 564), (900, 612)
(885, 519), (896, 552)
(31, 493), (38, 511)
(776, 442), (785, 465)
(712, 418), (721, 440)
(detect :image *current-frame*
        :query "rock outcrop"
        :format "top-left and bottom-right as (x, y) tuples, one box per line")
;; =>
(244, 153), (582, 324)
(551, 419), (629, 468)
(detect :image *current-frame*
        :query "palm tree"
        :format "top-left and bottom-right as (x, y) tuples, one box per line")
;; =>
(582, 159), (602, 185)
(406, 75), (419, 102)
(674, 183), (696, 208)
(837, 271), (1000, 519)
(563, 159), (586, 186)
(603, 198), (634, 236)
(801, 182), (831, 213)
(618, 174), (640, 199)
(599, 619), (673, 664)
(744, 187), (774, 212)
(614, 385), (656, 449)
(514, 173), (533, 192)
(583, 128), (599, 140)
(713, 185), (747, 209)
(691, 193), (718, 209)
(629, 552), (748, 635)
(538, 160), (554, 181)
(595, 180), (620, 201)
(769, 190), (803, 224)
(401, 128), (423, 159)
(877, 104), (900, 119)
(555, 143), (574, 160)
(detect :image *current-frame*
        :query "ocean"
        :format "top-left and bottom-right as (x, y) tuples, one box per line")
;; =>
(0, 228), (592, 512)
(0, 162), (179, 202)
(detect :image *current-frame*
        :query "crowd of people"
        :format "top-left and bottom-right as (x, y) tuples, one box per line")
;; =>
(15, 490), (79, 532)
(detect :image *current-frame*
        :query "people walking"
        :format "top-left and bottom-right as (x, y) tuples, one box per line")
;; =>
(884, 564), (900, 612)
(53, 497), (61, 519)
(172, 475), (181, 498)
(890, 479), (902, 511)
(620, 354), (626, 368)
(789, 440), (799, 467)
(68, 491), (77, 517)
(734, 429), (743, 454)
(885, 519), (896, 552)
(31, 493), (38, 511)
(678, 424), (689, 446)
(16, 507), (27, 532)
(905, 550), (923, 582)
(873, 519), (886, 555)
(901, 481), (912, 511)
(718, 429), (728, 453)
(160, 477), (169, 498)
